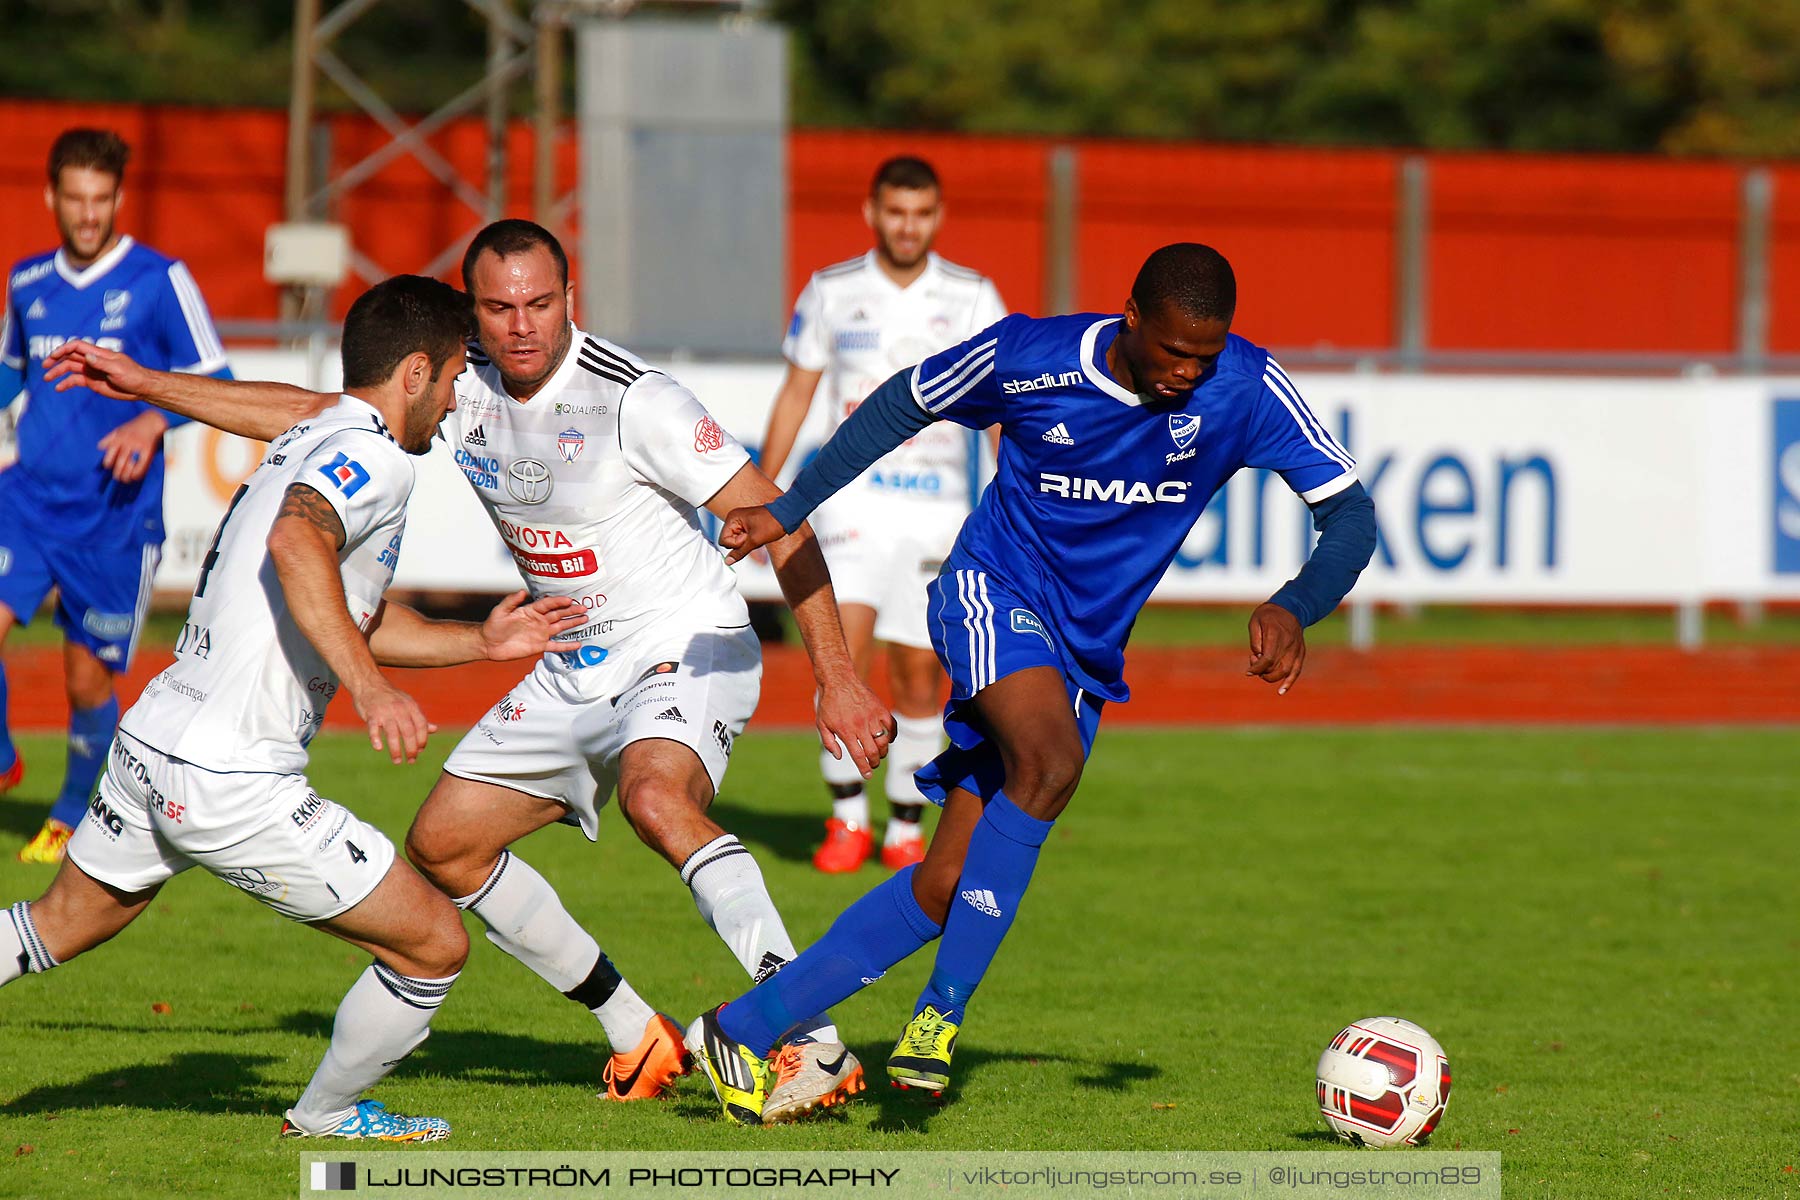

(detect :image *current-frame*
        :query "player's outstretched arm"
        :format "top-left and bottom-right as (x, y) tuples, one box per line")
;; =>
(1249, 481), (1378, 695)
(758, 364), (824, 484)
(44, 339), (330, 442)
(708, 463), (895, 775)
(366, 590), (585, 667)
(268, 482), (434, 763)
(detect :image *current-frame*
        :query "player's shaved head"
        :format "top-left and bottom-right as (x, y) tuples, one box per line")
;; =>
(341, 275), (473, 390)
(1131, 243), (1236, 325)
(462, 219), (569, 291)
(48, 128), (129, 187)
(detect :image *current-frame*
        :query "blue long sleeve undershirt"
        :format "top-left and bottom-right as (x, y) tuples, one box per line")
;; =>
(1269, 481), (1377, 626)
(767, 369), (930, 534)
(765, 367), (1376, 626)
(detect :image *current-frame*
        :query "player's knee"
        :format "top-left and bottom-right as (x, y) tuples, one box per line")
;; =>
(1003, 749), (1084, 818)
(65, 671), (113, 711)
(403, 824), (481, 895)
(407, 909), (470, 978)
(615, 780), (701, 856)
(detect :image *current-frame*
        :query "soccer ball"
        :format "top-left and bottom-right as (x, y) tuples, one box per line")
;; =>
(1316, 1016), (1451, 1147)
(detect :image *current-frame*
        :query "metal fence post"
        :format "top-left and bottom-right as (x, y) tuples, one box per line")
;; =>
(1044, 144), (1078, 316)
(1395, 155), (1429, 373)
(1737, 166), (1773, 374)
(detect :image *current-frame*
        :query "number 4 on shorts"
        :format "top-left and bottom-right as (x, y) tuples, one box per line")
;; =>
(346, 841), (367, 864)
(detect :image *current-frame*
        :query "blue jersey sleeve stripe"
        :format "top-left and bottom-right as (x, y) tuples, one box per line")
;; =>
(923, 345), (998, 413)
(168, 262), (228, 371)
(1262, 368), (1354, 472)
(918, 336), (998, 396)
(1265, 358), (1354, 468)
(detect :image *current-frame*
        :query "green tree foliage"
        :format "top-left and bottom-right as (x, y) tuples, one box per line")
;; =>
(779, 0), (1800, 155)
(2, 0), (1797, 155)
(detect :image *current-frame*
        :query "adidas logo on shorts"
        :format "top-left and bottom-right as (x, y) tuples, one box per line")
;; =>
(654, 706), (687, 724)
(960, 887), (1003, 918)
(1041, 422), (1075, 445)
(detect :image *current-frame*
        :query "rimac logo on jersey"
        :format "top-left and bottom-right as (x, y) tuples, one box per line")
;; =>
(1039, 474), (1190, 504)
(317, 452), (370, 498)
(557, 427), (585, 464)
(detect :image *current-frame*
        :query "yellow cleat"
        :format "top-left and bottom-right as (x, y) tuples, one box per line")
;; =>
(888, 1005), (959, 1094)
(684, 1005), (771, 1125)
(18, 818), (71, 866)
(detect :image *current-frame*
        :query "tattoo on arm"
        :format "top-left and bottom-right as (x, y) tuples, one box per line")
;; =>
(279, 483), (348, 551)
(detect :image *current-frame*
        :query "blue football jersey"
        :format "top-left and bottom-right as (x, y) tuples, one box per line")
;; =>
(910, 313), (1356, 703)
(0, 236), (231, 545)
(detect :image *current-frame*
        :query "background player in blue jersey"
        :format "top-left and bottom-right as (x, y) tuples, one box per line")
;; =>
(0, 129), (232, 863)
(684, 243), (1379, 1123)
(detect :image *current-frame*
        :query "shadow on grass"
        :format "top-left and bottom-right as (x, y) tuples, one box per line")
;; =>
(3, 1051), (282, 1116)
(1072, 1060), (1161, 1091)
(278, 1011), (604, 1088)
(707, 800), (826, 865)
(0, 791), (55, 842)
(861, 1045), (1080, 1134)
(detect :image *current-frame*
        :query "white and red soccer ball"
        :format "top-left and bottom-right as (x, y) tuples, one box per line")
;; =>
(1316, 1017), (1451, 1147)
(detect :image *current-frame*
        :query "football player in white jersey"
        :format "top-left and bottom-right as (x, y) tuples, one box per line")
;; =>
(45, 221), (896, 1123)
(2, 277), (589, 1141)
(760, 157), (1006, 875)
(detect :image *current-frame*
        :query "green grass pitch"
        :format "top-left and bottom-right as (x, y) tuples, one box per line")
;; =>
(0, 727), (1796, 1198)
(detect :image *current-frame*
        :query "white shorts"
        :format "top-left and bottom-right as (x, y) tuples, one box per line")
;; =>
(441, 624), (761, 840)
(66, 731), (396, 922)
(813, 496), (966, 650)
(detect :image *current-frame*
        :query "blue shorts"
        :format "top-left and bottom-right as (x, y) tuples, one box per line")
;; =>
(914, 565), (1105, 806)
(0, 518), (160, 674)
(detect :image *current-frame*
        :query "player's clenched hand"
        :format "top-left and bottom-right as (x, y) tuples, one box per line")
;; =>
(480, 590), (587, 660)
(814, 678), (896, 777)
(97, 410), (169, 483)
(718, 505), (788, 565)
(352, 679), (437, 764)
(1246, 601), (1306, 695)
(44, 339), (156, 402)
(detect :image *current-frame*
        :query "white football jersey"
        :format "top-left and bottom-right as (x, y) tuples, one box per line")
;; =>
(783, 251), (1005, 508)
(123, 395), (413, 773)
(443, 328), (752, 673)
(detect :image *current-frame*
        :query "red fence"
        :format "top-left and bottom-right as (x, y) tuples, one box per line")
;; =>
(3, 99), (1795, 354)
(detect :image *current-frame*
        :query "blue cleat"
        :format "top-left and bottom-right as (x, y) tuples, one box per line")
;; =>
(279, 1099), (450, 1142)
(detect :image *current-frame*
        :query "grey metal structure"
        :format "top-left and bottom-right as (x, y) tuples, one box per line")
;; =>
(575, 15), (787, 355)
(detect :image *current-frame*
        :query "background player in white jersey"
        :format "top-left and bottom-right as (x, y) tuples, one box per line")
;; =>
(760, 157), (1005, 875)
(0, 276), (587, 1141)
(46, 220), (896, 1122)
(0, 129), (233, 864)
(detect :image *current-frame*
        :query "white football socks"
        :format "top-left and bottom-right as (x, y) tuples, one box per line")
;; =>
(0, 901), (57, 986)
(455, 851), (655, 1050)
(285, 961), (456, 1133)
(820, 746), (870, 826)
(681, 834), (838, 1043)
(885, 714), (943, 809)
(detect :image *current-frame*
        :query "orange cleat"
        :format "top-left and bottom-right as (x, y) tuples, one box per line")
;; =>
(811, 819), (872, 874)
(879, 836), (926, 871)
(600, 1013), (692, 1101)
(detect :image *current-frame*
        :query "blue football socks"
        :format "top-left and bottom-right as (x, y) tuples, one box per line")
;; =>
(914, 790), (1054, 1025)
(48, 695), (118, 829)
(719, 865), (943, 1057)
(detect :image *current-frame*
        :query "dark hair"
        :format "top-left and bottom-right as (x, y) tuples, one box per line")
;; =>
(340, 276), (473, 390)
(871, 156), (940, 197)
(461, 219), (569, 291)
(1131, 243), (1237, 323)
(49, 128), (130, 187)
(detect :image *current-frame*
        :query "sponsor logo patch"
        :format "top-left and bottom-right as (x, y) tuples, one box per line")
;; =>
(693, 415), (725, 454)
(317, 451), (370, 498)
(1009, 608), (1053, 648)
(557, 427), (585, 464)
(506, 458), (553, 504)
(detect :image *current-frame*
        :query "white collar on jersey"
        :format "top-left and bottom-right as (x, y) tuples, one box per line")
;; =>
(54, 235), (136, 290)
(863, 249), (942, 295)
(1079, 317), (1144, 407)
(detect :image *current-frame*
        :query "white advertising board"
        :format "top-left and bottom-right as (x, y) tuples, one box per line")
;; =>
(152, 351), (1800, 605)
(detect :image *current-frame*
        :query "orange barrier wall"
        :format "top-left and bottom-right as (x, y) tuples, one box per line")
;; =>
(3, 99), (1795, 355)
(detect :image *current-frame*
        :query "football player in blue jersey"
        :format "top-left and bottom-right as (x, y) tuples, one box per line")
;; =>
(684, 243), (1379, 1123)
(0, 129), (233, 863)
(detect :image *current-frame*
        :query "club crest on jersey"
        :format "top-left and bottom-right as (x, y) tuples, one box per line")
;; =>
(318, 451), (370, 498)
(507, 458), (553, 504)
(1169, 411), (1202, 449)
(557, 427), (585, 464)
(100, 289), (132, 330)
(694, 416), (725, 454)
